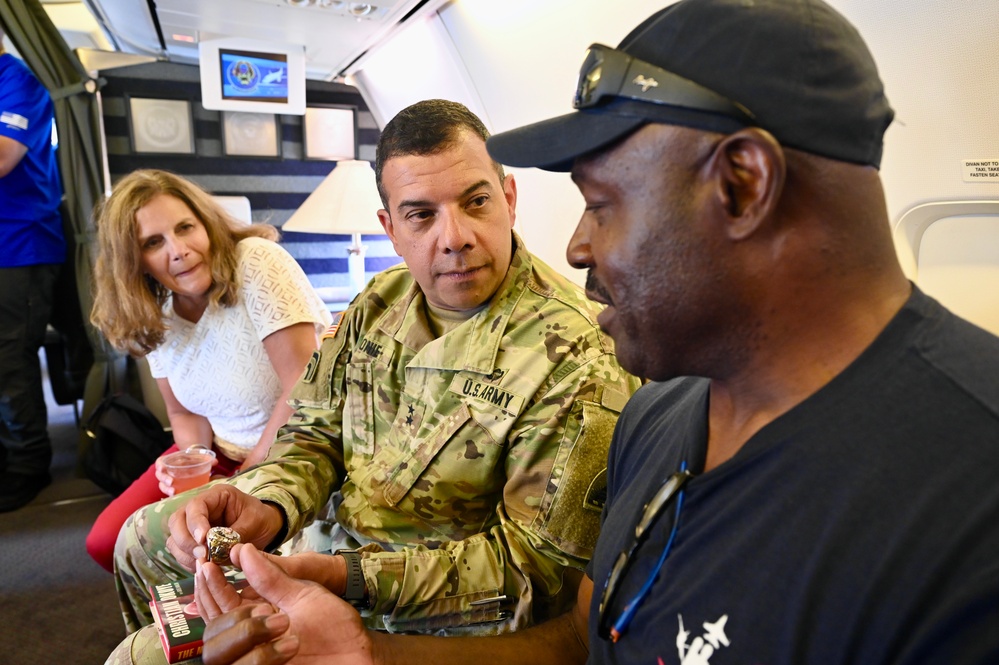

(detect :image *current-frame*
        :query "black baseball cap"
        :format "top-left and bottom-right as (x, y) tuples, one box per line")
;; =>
(487, 0), (894, 171)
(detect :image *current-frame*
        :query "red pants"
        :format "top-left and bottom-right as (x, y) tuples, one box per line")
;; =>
(85, 444), (240, 572)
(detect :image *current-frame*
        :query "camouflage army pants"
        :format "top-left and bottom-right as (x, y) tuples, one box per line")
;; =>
(113, 485), (213, 633)
(104, 625), (169, 665)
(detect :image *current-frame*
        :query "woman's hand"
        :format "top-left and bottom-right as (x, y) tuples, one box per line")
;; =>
(154, 456), (176, 496)
(155, 445), (219, 496)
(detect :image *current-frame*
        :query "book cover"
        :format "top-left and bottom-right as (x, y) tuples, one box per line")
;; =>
(150, 591), (203, 663)
(149, 572), (248, 664)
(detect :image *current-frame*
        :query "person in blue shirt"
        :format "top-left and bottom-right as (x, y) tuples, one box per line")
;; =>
(0, 26), (66, 512)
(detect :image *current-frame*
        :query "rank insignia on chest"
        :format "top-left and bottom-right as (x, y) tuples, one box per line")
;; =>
(398, 399), (422, 432)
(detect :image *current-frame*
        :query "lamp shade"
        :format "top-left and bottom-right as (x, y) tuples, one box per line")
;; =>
(282, 160), (385, 235)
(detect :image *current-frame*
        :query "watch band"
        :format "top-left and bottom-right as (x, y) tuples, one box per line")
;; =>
(335, 549), (367, 607)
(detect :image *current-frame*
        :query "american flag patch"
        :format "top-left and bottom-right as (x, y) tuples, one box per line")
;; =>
(1, 111), (29, 130)
(322, 311), (343, 340)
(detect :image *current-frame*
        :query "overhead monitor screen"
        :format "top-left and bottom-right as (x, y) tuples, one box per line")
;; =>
(200, 37), (305, 114)
(219, 48), (289, 104)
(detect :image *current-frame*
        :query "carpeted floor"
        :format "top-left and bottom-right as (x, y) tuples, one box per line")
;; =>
(0, 356), (126, 664)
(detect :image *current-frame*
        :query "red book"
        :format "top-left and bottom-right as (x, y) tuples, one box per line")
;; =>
(149, 573), (248, 664)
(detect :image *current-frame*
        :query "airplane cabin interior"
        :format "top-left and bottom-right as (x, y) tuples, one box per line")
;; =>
(1, 0), (997, 661)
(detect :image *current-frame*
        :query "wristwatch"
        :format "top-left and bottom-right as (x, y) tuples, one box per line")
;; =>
(334, 549), (368, 608)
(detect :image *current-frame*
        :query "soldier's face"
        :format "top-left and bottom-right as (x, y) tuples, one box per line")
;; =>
(377, 131), (517, 312)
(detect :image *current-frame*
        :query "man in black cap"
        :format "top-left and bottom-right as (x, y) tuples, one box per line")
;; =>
(195, 1), (999, 663)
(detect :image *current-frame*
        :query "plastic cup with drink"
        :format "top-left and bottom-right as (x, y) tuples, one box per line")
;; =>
(158, 446), (217, 494)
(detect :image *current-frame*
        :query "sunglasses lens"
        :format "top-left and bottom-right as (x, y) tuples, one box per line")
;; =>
(575, 48), (604, 108)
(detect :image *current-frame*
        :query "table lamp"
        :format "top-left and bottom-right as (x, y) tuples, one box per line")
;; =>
(282, 159), (385, 297)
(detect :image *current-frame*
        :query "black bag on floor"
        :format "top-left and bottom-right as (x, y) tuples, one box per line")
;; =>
(82, 393), (173, 496)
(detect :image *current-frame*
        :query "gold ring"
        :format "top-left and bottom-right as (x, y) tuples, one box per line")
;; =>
(206, 526), (241, 566)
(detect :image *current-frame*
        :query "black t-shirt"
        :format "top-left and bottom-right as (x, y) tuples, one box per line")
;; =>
(588, 288), (999, 664)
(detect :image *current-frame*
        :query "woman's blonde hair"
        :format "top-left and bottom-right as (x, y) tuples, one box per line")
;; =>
(90, 169), (279, 356)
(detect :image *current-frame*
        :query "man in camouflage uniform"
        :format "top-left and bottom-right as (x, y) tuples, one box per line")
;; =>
(108, 99), (639, 661)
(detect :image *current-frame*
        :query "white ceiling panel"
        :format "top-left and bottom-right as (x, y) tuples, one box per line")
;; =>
(83, 0), (448, 80)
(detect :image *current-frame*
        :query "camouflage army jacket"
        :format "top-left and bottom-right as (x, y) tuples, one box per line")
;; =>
(233, 235), (641, 634)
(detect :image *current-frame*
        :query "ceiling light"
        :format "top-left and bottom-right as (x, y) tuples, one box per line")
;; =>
(348, 3), (374, 16)
(285, 0), (311, 6)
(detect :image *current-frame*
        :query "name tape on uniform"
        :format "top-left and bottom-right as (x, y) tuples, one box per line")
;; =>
(449, 374), (524, 417)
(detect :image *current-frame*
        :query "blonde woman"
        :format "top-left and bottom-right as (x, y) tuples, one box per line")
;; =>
(86, 170), (331, 572)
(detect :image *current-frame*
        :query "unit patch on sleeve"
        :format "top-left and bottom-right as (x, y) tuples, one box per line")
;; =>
(301, 350), (320, 383)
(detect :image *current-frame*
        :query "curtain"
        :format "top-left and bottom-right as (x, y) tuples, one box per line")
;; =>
(0, 0), (119, 457)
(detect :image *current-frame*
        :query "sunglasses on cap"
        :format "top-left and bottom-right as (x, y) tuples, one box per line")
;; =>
(574, 43), (755, 125)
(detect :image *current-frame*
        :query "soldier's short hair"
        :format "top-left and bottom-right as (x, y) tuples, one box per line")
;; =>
(375, 99), (505, 207)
